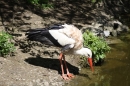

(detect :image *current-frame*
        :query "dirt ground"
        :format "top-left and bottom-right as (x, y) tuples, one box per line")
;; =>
(0, 46), (80, 86)
(0, 44), (101, 86)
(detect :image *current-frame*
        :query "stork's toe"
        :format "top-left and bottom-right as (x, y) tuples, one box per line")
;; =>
(67, 73), (74, 78)
(62, 74), (70, 80)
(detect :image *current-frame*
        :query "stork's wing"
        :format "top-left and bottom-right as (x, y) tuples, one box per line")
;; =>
(26, 24), (76, 48)
(48, 29), (76, 47)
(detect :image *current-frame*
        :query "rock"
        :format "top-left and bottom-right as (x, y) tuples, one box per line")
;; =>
(121, 25), (129, 32)
(104, 26), (113, 32)
(0, 26), (5, 31)
(106, 38), (123, 44)
(113, 20), (122, 25)
(103, 30), (110, 37)
(0, 21), (2, 25)
(111, 30), (117, 36)
(91, 22), (103, 28)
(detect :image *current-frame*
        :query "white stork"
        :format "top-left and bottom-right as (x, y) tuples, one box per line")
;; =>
(26, 24), (94, 80)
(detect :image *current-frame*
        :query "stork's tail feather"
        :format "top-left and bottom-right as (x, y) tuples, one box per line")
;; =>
(26, 24), (65, 46)
(26, 28), (55, 45)
(26, 28), (45, 41)
(26, 28), (46, 35)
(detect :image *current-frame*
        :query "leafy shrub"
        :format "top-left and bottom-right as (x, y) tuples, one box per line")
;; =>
(27, 0), (53, 9)
(0, 31), (15, 57)
(81, 30), (110, 66)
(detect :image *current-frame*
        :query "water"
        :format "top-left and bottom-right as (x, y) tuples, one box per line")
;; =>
(99, 33), (130, 86)
(65, 33), (130, 86)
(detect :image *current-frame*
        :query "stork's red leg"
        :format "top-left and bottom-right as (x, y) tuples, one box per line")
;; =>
(59, 53), (69, 80)
(62, 55), (74, 79)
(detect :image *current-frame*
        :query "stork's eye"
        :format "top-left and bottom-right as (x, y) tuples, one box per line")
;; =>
(87, 54), (90, 57)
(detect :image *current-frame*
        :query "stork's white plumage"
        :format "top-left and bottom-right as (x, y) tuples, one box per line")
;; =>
(26, 24), (93, 80)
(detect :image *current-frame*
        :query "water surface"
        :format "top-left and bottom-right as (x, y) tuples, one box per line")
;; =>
(98, 33), (130, 86)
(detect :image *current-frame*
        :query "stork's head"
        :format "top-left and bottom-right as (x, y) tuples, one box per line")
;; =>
(76, 48), (94, 72)
(85, 48), (94, 72)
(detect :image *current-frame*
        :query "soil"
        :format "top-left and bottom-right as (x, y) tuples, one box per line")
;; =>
(0, 46), (101, 86)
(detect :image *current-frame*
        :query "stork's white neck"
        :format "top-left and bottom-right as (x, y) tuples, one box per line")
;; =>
(74, 47), (92, 58)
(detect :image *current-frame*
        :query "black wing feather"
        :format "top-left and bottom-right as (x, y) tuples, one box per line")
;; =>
(26, 24), (64, 47)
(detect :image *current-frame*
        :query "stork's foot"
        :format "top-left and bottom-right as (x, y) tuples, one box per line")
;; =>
(62, 74), (70, 80)
(61, 73), (74, 80)
(67, 73), (74, 78)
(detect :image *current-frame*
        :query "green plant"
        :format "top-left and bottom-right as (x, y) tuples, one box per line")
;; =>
(0, 31), (15, 57)
(91, 0), (96, 3)
(83, 30), (110, 64)
(27, 0), (53, 9)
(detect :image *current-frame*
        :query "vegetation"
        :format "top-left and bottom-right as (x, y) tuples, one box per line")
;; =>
(27, 0), (53, 9)
(0, 31), (15, 57)
(80, 30), (110, 67)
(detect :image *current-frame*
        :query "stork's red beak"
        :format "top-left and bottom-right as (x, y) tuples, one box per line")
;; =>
(88, 58), (94, 72)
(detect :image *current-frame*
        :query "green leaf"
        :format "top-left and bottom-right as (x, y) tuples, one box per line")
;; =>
(0, 31), (15, 57)
(82, 30), (111, 63)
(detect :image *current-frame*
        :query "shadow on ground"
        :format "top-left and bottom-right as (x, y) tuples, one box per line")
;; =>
(25, 56), (79, 75)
